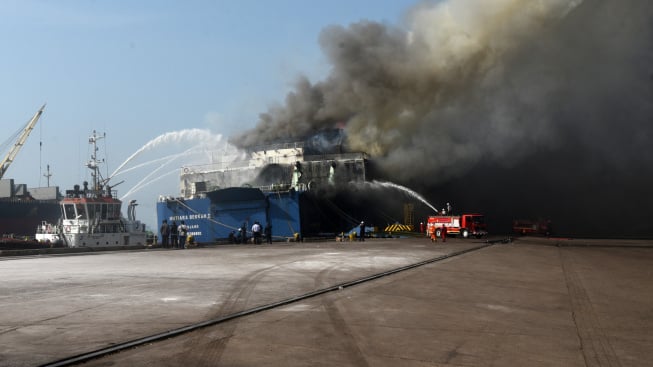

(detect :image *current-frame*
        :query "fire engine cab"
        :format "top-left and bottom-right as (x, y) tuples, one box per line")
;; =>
(427, 214), (487, 239)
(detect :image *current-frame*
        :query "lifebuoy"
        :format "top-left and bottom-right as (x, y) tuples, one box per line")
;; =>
(183, 167), (189, 173)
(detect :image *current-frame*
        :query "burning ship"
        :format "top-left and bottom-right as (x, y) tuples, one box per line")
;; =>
(156, 130), (383, 243)
(0, 105), (62, 241)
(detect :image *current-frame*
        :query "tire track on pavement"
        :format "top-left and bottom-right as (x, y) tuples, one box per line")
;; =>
(559, 248), (621, 367)
(315, 264), (371, 367)
(175, 264), (279, 366)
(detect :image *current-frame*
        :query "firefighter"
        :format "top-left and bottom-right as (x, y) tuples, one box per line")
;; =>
(240, 222), (248, 244)
(441, 224), (447, 242)
(159, 219), (169, 248)
(430, 225), (437, 242)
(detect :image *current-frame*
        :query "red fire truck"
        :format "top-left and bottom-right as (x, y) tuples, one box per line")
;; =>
(512, 219), (552, 236)
(427, 214), (487, 239)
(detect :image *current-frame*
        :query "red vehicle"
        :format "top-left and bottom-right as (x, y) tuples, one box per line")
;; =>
(513, 219), (552, 236)
(427, 214), (487, 239)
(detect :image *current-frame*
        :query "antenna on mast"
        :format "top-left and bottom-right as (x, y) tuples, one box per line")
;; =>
(43, 164), (52, 187)
(86, 130), (106, 191)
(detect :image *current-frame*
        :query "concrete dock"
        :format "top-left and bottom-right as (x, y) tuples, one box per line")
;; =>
(1, 237), (651, 366)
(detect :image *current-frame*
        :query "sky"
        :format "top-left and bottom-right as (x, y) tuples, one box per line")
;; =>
(0, 0), (418, 230)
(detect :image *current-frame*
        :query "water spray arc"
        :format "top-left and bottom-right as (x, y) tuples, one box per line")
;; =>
(111, 129), (242, 200)
(118, 147), (206, 199)
(102, 129), (244, 231)
(120, 169), (178, 200)
(110, 129), (232, 179)
(368, 180), (439, 214)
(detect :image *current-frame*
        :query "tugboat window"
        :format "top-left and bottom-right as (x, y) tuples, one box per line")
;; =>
(64, 204), (76, 220)
(76, 204), (87, 219)
(87, 204), (96, 221)
(108, 204), (119, 220)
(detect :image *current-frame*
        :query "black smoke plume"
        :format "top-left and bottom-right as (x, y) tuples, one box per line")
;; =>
(231, 0), (653, 237)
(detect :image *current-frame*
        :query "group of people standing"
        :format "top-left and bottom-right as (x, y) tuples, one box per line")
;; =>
(228, 221), (273, 244)
(252, 221), (273, 244)
(159, 219), (189, 249)
(430, 224), (448, 242)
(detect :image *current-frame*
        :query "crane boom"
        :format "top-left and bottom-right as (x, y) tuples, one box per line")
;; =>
(0, 104), (46, 180)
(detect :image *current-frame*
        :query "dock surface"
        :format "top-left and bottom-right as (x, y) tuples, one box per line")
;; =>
(1, 237), (651, 366)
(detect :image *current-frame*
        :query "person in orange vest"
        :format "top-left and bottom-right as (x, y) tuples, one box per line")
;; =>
(430, 225), (437, 242)
(441, 224), (447, 242)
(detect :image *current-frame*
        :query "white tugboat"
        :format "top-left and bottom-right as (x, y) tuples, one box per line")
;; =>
(36, 131), (147, 248)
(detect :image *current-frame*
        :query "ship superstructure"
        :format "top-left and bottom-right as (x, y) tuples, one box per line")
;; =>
(179, 141), (368, 198)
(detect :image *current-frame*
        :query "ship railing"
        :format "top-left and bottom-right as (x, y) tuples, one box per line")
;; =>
(181, 160), (251, 175)
(0, 197), (60, 203)
(247, 141), (305, 152)
(303, 152), (369, 162)
(181, 158), (278, 175)
(64, 189), (119, 199)
(258, 183), (293, 193)
(180, 151), (368, 177)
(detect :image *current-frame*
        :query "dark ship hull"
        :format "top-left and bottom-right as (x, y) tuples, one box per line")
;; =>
(0, 106), (61, 240)
(0, 179), (62, 239)
(0, 198), (61, 238)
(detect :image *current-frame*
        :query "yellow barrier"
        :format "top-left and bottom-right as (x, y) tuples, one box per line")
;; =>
(383, 224), (414, 232)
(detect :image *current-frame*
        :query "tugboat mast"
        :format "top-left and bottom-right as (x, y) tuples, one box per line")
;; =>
(86, 130), (105, 192)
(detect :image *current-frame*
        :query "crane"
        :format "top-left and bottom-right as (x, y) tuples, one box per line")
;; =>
(0, 104), (46, 180)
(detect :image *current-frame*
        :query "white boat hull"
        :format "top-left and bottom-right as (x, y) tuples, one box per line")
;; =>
(64, 231), (147, 248)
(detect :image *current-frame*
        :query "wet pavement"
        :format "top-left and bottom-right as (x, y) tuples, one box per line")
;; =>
(1, 236), (651, 366)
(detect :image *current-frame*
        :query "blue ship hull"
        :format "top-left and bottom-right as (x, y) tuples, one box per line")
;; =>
(157, 185), (402, 244)
(157, 187), (302, 243)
